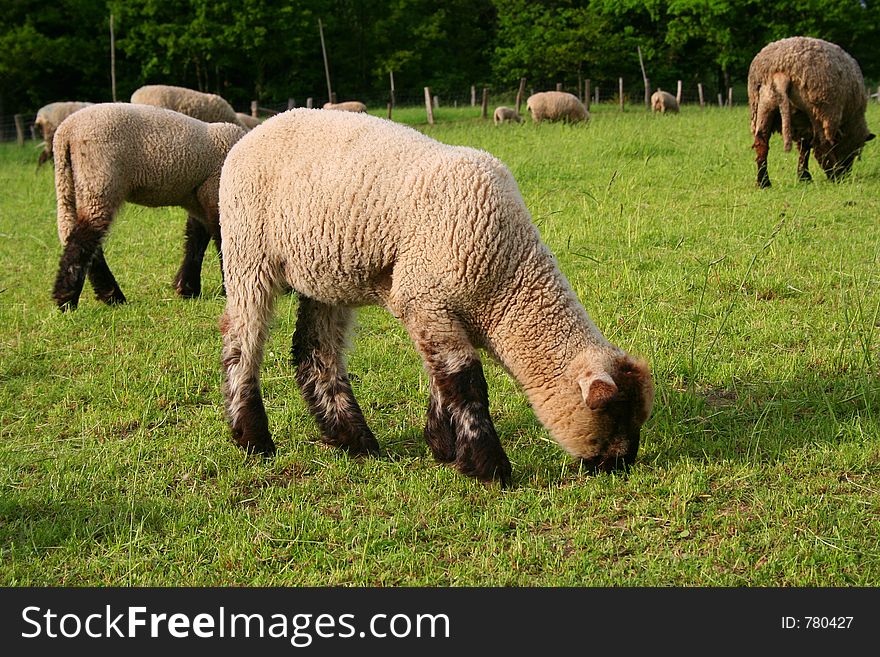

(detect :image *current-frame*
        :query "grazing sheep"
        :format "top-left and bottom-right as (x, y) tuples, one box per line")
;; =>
(493, 106), (523, 125)
(235, 112), (262, 129)
(51, 103), (247, 310)
(33, 101), (93, 167)
(130, 84), (249, 129)
(526, 91), (589, 124)
(650, 90), (679, 114)
(219, 109), (653, 486)
(748, 36), (875, 188)
(322, 101), (368, 113)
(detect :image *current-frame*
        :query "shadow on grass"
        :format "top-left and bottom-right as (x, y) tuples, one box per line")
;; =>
(0, 498), (173, 557)
(641, 370), (880, 468)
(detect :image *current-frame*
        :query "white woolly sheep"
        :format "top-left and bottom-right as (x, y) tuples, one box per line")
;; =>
(131, 84), (249, 129)
(235, 112), (262, 129)
(650, 90), (679, 114)
(218, 109), (653, 486)
(322, 101), (368, 113)
(748, 36), (874, 188)
(493, 106), (523, 125)
(52, 103), (247, 310)
(33, 101), (93, 167)
(526, 91), (589, 124)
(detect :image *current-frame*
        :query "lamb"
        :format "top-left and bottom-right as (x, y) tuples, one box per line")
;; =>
(235, 112), (262, 129)
(33, 101), (93, 167)
(748, 36), (875, 188)
(526, 91), (589, 124)
(493, 106), (523, 125)
(650, 90), (679, 114)
(130, 84), (249, 129)
(218, 109), (653, 486)
(322, 101), (368, 113)
(51, 103), (247, 310)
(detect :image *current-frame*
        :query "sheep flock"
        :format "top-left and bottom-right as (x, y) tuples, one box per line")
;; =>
(26, 33), (875, 485)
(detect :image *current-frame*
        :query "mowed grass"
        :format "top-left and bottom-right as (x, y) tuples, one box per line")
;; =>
(1, 102), (878, 586)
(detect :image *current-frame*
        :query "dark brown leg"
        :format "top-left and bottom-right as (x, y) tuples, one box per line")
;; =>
(174, 215), (211, 298)
(292, 297), (379, 455)
(796, 138), (813, 182)
(88, 247), (126, 305)
(53, 219), (110, 310)
(424, 379), (456, 463)
(754, 133), (771, 189)
(407, 318), (512, 487)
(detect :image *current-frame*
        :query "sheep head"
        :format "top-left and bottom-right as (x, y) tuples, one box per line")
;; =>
(537, 352), (654, 472)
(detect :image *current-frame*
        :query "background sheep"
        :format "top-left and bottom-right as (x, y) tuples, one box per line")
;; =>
(650, 90), (679, 113)
(322, 101), (368, 113)
(526, 91), (589, 124)
(33, 101), (93, 167)
(493, 106), (523, 125)
(748, 36), (875, 188)
(218, 109), (653, 486)
(51, 103), (247, 310)
(130, 84), (249, 129)
(235, 112), (261, 129)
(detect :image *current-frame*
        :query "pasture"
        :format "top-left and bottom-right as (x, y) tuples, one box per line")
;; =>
(1, 103), (878, 586)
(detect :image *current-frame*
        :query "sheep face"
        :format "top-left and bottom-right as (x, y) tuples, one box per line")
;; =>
(544, 354), (654, 472)
(813, 131), (875, 180)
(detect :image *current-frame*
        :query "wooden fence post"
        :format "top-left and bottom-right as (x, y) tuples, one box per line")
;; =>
(556, 82), (563, 92)
(481, 87), (489, 119)
(424, 87), (435, 125)
(387, 102), (393, 120)
(637, 45), (650, 109)
(717, 93), (723, 108)
(584, 79), (591, 111)
(433, 95), (439, 109)
(676, 80), (682, 105)
(250, 100), (258, 117)
(330, 92), (337, 104)
(307, 97), (313, 109)
(287, 98), (295, 110)
(619, 77), (625, 111)
(595, 86), (600, 104)
(14, 114), (25, 146)
(727, 87), (733, 107)
(471, 85), (476, 107)
(698, 84), (704, 109)
(515, 77), (527, 114)
(389, 70), (395, 108)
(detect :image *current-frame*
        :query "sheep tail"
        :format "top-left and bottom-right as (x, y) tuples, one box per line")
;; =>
(773, 72), (793, 152)
(54, 137), (78, 245)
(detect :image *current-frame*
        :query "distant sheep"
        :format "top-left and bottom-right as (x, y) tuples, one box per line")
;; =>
(493, 106), (523, 125)
(748, 36), (875, 187)
(131, 84), (249, 129)
(526, 91), (589, 124)
(218, 109), (653, 486)
(51, 103), (247, 310)
(236, 112), (261, 129)
(322, 101), (367, 113)
(34, 101), (93, 167)
(650, 90), (679, 114)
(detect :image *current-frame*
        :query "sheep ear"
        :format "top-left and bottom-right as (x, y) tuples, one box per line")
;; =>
(866, 133), (876, 142)
(577, 371), (618, 410)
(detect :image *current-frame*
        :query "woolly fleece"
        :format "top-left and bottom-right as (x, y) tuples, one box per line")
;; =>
(219, 108), (652, 468)
(526, 91), (589, 123)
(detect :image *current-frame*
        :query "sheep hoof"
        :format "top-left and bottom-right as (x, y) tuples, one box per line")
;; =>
(232, 426), (276, 457)
(321, 428), (380, 456)
(456, 444), (512, 488)
(96, 289), (126, 305)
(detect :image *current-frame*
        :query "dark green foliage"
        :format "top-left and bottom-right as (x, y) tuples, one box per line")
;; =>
(3, 1), (880, 123)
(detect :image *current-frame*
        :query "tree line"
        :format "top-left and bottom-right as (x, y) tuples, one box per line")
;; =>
(3, 0), (880, 116)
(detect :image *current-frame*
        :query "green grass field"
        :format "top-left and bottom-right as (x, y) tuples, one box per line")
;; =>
(1, 103), (878, 586)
